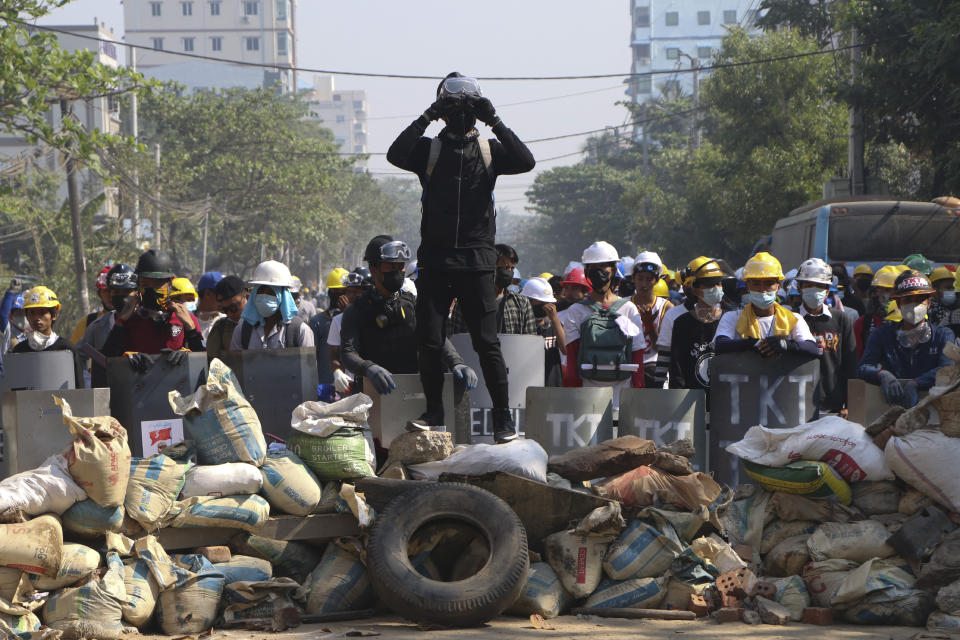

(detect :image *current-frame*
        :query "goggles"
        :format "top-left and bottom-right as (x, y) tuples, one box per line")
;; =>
(439, 76), (482, 99)
(108, 271), (138, 290)
(379, 240), (412, 263)
(341, 272), (366, 288)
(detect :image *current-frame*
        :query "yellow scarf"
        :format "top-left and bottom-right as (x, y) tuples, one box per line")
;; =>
(735, 302), (798, 339)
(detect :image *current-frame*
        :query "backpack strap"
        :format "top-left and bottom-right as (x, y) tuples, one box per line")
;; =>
(425, 137), (442, 180)
(607, 298), (629, 316)
(284, 316), (305, 348)
(241, 320), (253, 348)
(425, 136), (493, 180)
(477, 137), (493, 178)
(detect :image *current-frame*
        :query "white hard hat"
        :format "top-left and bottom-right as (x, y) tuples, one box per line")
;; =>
(405, 259), (418, 280)
(795, 258), (833, 286)
(513, 268), (521, 280)
(402, 277), (417, 297)
(633, 250), (663, 276)
(289, 275), (302, 293)
(520, 277), (556, 303)
(249, 260), (293, 288)
(581, 241), (619, 265)
(563, 261), (584, 278)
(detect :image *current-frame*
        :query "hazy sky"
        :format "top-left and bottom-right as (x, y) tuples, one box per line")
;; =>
(40, 1), (631, 212)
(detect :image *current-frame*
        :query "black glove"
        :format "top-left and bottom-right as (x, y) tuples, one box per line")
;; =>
(8, 278), (22, 294)
(471, 97), (498, 126)
(365, 364), (396, 395)
(127, 352), (151, 373)
(878, 370), (904, 406)
(424, 99), (444, 121)
(763, 337), (788, 354)
(163, 348), (186, 367)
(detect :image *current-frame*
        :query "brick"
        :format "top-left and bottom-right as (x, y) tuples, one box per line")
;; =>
(801, 607), (834, 626)
(753, 581), (777, 601)
(196, 545), (231, 563)
(714, 608), (744, 624)
(720, 594), (744, 609)
(689, 593), (713, 617)
(716, 568), (757, 599)
(756, 596), (790, 625)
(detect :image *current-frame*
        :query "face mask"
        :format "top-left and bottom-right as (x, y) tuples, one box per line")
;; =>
(746, 291), (777, 310)
(586, 268), (611, 292)
(380, 270), (404, 293)
(141, 288), (162, 311)
(942, 291), (956, 307)
(446, 108), (477, 137)
(185, 301), (198, 313)
(855, 278), (871, 293)
(495, 267), (514, 290)
(532, 304), (547, 318)
(254, 294), (280, 317)
(27, 330), (56, 351)
(111, 294), (128, 312)
(900, 302), (928, 326)
(507, 284), (520, 294)
(700, 286), (724, 307)
(802, 288), (828, 309)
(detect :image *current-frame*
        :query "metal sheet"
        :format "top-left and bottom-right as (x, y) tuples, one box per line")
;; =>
(524, 386), (615, 456)
(709, 352), (820, 487)
(618, 388), (708, 471)
(1, 388), (110, 478)
(107, 353), (208, 457)
(846, 378), (934, 428)
(449, 333), (545, 409)
(0, 351), (75, 393)
(220, 348), (319, 441)
(363, 373), (454, 447)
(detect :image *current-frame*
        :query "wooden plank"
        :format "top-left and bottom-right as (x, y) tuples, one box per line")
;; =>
(156, 513), (360, 550)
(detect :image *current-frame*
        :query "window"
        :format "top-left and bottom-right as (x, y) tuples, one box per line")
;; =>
(354, 122), (363, 131)
(697, 10), (710, 25)
(181, 1), (192, 16)
(723, 9), (737, 24)
(210, 36), (222, 51)
(183, 37), (194, 51)
(335, 115), (345, 123)
(635, 77), (652, 94)
(634, 43), (651, 63)
(243, 0), (258, 16)
(151, 37), (164, 50)
(275, 0), (287, 20)
(665, 11), (678, 26)
(333, 94), (341, 101)
(353, 100), (364, 110)
(244, 36), (259, 51)
(697, 46), (713, 59)
(209, 0), (220, 15)
(276, 32), (288, 55)
(634, 6), (649, 27)
(354, 145), (363, 153)
(150, 2), (162, 16)
(665, 47), (680, 60)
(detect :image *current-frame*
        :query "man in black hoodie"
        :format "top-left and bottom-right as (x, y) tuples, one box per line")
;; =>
(387, 72), (535, 442)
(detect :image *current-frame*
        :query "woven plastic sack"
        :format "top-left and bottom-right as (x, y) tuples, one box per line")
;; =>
(744, 460), (851, 505)
(169, 358), (267, 466)
(155, 567), (225, 635)
(235, 535), (323, 585)
(167, 494), (269, 533)
(260, 448), (323, 516)
(807, 521), (895, 563)
(582, 576), (666, 610)
(30, 543), (99, 590)
(56, 396), (131, 508)
(0, 453), (86, 517)
(506, 562), (572, 618)
(43, 551), (126, 640)
(544, 530), (615, 599)
(296, 538), (372, 615)
(213, 555), (272, 584)
(603, 519), (684, 581)
(122, 558), (160, 627)
(0, 515), (63, 577)
(885, 430), (960, 513)
(124, 454), (189, 529)
(62, 498), (124, 537)
(181, 462), (262, 498)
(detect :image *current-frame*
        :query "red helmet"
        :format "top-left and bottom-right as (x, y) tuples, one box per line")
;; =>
(560, 267), (593, 293)
(95, 265), (112, 290)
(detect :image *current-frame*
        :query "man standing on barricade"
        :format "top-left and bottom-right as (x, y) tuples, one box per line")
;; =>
(387, 72), (535, 443)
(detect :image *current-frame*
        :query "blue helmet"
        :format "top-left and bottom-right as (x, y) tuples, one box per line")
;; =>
(12, 294), (24, 309)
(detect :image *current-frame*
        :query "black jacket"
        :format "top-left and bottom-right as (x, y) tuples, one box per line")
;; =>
(387, 115), (535, 270)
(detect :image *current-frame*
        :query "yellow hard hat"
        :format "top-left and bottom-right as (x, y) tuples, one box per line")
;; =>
(853, 264), (874, 277)
(653, 279), (669, 298)
(885, 300), (901, 322)
(872, 265), (901, 289)
(169, 277), (197, 302)
(538, 272), (554, 281)
(684, 256), (724, 286)
(930, 266), (954, 285)
(894, 264), (911, 273)
(23, 286), (61, 311)
(742, 252), (784, 280)
(325, 267), (349, 289)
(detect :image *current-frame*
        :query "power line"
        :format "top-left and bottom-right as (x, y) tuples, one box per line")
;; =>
(18, 18), (903, 82)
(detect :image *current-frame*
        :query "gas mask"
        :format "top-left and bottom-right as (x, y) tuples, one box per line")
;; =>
(586, 268), (612, 292)
(495, 267), (514, 290)
(140, 288), (163, 311)
(380, 270), (405, 294)
(111, 293), (129, 313)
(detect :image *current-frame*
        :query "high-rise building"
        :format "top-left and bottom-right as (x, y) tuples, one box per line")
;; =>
(626, 0), (760, 103)
(124, 0), (296, 93)
(306, 75), (368, 161)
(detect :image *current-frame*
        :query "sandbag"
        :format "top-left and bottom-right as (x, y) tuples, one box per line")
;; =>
(61, 499), (124, 537)
(546, 436), (657, 481)
(181, 462), (263, 498)
(222, 579), (301, 627)
(763, 535), (810, 578)
(928, 611), (960, 634)
(773, 575), (810, 621)
(0, 454), (86, 517)
(167, 494), (270, 532)
(122, 558), (160, 627)
(544, 530), (615, 599)
(213, 555), (272, 584)
(155, 568), (225, 635)
(603, 519), (684, 581)
(885, 430), (960, 512)
(937, 579), (960, 616)
(597, 466), (724, 512)
(0, 515), (63, 577)
(851, 481), (902, 516)
(132, 536), (183, 591)
(767, 491), (859, 523)
(169, 358), (267, 466)
(726, 417), (893, 482)
(689, 536), (746, 574)
(839, 558), (933, 626)
(807, 521), (895, 563)
(287, 427), (376, 481)
(918, 529), (960, 590)
(297, 539), (373, 614)
(56, 396), (131, 508)
(259, 448), (323, 516)
(42, 551), (126, 640)
(235, 535), (323, 585)
(582, 576), (667, 610)
(124, 455), (189, 528)
(760, 519), (817, 554)
(0, 568), (23, 602)
(744, 460), (851, 504)
(31, 543), (99, 590)
(407, 439), (548, 484)
(506, 562), (572, 619)
(803, 559), (858, 608)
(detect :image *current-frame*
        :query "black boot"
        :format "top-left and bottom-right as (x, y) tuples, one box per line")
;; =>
(407, 405), (445, 432)
(492, 408), (518, 444)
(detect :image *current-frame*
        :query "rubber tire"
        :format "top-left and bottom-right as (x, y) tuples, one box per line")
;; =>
(366, 482), (529, 627)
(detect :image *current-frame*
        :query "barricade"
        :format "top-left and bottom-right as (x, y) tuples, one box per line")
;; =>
(846, 379), (934, 428)
(450, 333), (545, 443)
(709, 352), (819, 486)
(363, 373), (455, 446)
(524, 387), (614, 456)
(618, 388), (707, 471)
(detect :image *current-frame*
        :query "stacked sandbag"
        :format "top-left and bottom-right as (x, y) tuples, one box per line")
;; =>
(181, 462), (263, 498)
(43, 552), (127, 640)
(296, 538), (373, 614)
(124, 454), (190, 529)
(30, 543), (100, 590)
(0, 515), (63, 577)
(166, 494), (270, 532)
(56, 396), (131, 508)
(259, 446), (323, 516)
(287, 394), (377, 480)
(0, 453), (86, 517)
(61, 499), (124, 537)
(233, 534), (324, 585)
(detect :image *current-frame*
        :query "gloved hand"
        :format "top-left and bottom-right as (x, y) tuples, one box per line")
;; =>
(471, 97), (498, 126)
(333, 368), (353, 394)
(127, 352), (151, 373)
(756, 336), (787, 358)
(8, 278), (22, 293)
(365, 364), (396, 395)
(163, 348), (186, 366)
(878, 370), (904, 406)
(424, 99), (444, 121)
(901, 380), (919, 408)
(453, 364), (479, 390)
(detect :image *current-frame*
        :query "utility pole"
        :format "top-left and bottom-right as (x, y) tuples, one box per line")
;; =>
(201, 195), (210, 273)
(691, 58), (701, 151)
(130, 47), (141, 245)
(848, 27), (865, 195)
(153, 143), (161, 251)
(61, 100), (90, 316)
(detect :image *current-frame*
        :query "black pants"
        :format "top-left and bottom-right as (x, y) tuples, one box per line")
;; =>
(416, 267), (509, 411)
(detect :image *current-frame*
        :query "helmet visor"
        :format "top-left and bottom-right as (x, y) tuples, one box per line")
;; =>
(108, 271), (138, 290)
(439, 76), (481, 99)
(341, 272), (365, 288)
(379, 240), (412, 263)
